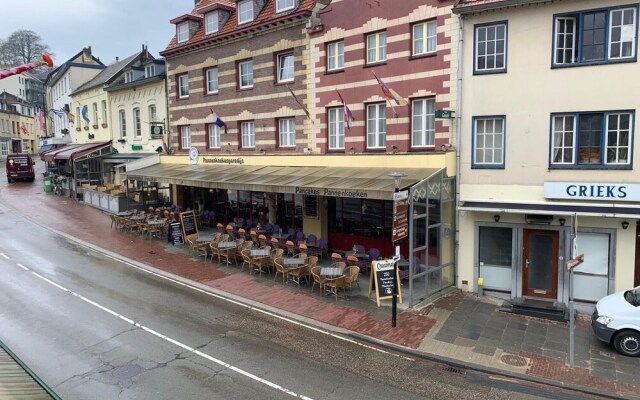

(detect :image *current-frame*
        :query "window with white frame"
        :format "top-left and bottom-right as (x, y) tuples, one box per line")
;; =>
(208, 124), (221, 149)
(92, 103), (98, 125)
(573, 232), (612, 302)
(180, 125), (191, 149)
(101, 100), (107, 125)
(326, 41), (344, 71)
(276, 0), (294, 12)
(178, 73), (189, 98)
(177, 22), (189, 43)
(119, 110), (126, 138)
(367, 31), (387, 64)
(124, 71), (134, 83)
(412, 98), (435, 147)
(145, 64), (155, 78)
(472, 116), (505, 168)
(205, 11), (219, 34)
(238, 0), (253, 24)
(148, 104), (157, 122)
(413, 20), (437, 56)
(328, 108), (345, 150)
(474, 23), (507, 73)
(133, 108), (141, 137)
(367, 103), (386, 149)
(0, 141), (7, 157)
(76, 107), (82, 128)
(553, 7), (637, 65)
(279, 118), (296, 147)
(241, 121), (255, 148)
(239, 60), (253, 88)
(206, 68), (218, 94)
(277, 52), (294, 83)
(551, 111), (633, 167)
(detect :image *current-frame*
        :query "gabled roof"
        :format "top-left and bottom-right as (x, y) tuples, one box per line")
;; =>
(44, 48), (105, 86)
(72, 50), (152, 95)
(453, 0), (552, 14)
(161, 0), (317, 57)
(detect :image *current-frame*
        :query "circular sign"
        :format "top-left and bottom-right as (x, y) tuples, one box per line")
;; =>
(189, 147), (199, 165)
(152, 126), (162, 135)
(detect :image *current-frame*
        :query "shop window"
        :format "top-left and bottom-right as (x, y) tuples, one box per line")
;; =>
(478, 226), (513, 291)
(573, 232), (611, 302)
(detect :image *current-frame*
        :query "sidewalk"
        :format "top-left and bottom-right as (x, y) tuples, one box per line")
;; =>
(2, 173), (639, 399)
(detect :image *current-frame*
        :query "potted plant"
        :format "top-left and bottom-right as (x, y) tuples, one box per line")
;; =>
(101, 123), (108, 128)
(75, 127), (81, 132)
(92, 124), (99, 129)
(83, 126), (89, 131)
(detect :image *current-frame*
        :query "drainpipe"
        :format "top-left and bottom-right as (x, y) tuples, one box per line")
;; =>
(454, 15), (464, 291)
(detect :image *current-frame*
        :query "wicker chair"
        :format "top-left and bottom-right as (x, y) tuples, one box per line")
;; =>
(324, 275), (346, 301)
(310, 266), (327, 295)
(273, 257), (288, 284)
(344, 265), (361, 290)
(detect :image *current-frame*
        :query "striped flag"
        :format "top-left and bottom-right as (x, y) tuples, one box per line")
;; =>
(286, 85), (311, 120)
(210, 109), (228, 134)
(50, 108), (64, 118)
(372, 71), (408, 106)
(336, 90), (354, 130)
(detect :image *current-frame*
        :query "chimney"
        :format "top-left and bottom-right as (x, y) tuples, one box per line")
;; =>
(195, 0), (201, 5)
(115, 57), (119, 61)
(82, 46), (92, 63)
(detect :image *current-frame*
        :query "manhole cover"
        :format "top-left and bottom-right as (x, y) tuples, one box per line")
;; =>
(112, 364), (143, 379)
(500, 354), (528, 367)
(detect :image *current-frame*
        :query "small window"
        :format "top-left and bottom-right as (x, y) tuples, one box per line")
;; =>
(178, 73), (189, 98)
(145, 65), (155, 77)
(413, 20), (437, 56)
(119, 110), (126, 138)
(133, 108), (141, 137)
(328, 107), (345, 150)
(276, 0), (294, 13)
(148, 104), (157, 122)
(180, 125), (191, 149)
(238, 0), (254, 24)
(205, 11), (219, 34)
(474, 22), (507, 74)
(326, 41), (344, 71)
(177, 22), (189, 43)
(366, 103), (386, 149)
(206, 68), (219, 94)
(238, 60), (253, 89)
(124, 71), (134, 83)
(277, 52), (294, 83)
(411, 98), (435, 147)
(101, 100), (107, 125)
(367, 31), (387, 64)
(92, 103), (98, 125)
(472, 116), (505, 168)
(208, 124), (221, 149)
(241, 121), (255, 148)
(278, 118), (296, 147)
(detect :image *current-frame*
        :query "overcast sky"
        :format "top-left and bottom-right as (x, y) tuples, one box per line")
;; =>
(0, 0), (192, 66)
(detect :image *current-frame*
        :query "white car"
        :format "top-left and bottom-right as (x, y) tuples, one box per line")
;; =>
(592, 286), (640, 357)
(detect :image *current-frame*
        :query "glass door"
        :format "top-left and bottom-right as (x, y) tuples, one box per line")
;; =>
(522, 229), (558, 299)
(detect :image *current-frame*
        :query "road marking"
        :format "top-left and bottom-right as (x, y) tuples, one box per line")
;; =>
(16, 263), (29, 271)
(102, 253), (414, 361)
(27, 270), (314, 400)
(0, 253), (9, 259)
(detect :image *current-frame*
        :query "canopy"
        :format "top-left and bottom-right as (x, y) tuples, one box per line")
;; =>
(43, 141), (111, 162)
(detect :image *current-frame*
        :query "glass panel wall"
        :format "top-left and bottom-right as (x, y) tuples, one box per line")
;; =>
(327, 197), (392, 240)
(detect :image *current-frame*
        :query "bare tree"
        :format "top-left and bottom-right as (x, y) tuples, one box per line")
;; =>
(0, 30), (50, 66)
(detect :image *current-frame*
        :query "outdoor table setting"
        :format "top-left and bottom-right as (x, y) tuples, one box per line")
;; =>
(283, 257), (306, 267)
(250, 248), (271, 257)
(196, 234), (216, 243)
(116, 211), (133, 217)
(129, 215), (147, 221)
(218, 240), (237, 249)
(320, 267), (344, 278)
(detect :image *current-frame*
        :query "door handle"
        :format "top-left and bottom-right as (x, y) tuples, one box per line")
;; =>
(525, 259), (530, 269)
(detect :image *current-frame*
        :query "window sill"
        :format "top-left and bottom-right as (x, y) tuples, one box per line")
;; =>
(326, 148), (345, 153)
(324, 69), (344, 75)
(365, 148), (386, 153)
(204, 92), (219, 97)
(471, 164), (505, 169)
(473, 69), (507, 76)
(548, 164), (632, 170)
(551, 57), (637, 69)
(274, 81), (294, 86)
(176, 96), (190, 101)
(238, 147), (256, 151)
(409, 52), (437, 61)
(362, 61), (387, 69)
(238, 86), (254, 91)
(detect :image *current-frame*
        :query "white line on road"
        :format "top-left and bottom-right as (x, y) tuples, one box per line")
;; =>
(0, 253), (9, 259)
(27, 270), (315, 400)
(16, 263), (29, 271)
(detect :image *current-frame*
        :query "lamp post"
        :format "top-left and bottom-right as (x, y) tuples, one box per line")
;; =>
(389, 171), (407, 328)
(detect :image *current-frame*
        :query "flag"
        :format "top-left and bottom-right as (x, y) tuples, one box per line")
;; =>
(62, 105), (75, 124)
(372, 71), (408, 106)
(19, 124), (28, 134)
(286, 85), (311, 120)
(210, 109), (228, 134)
(50, 108), (64, 118)
(81, 105), (90, 124)
(37, 111), (45, 130)
(336, 89), (354, 130)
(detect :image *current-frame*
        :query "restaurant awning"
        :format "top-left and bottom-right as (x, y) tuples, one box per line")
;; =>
(123, 163), (442, 200)
(43, 141), (111, 162)
(102, 152), (156, 164)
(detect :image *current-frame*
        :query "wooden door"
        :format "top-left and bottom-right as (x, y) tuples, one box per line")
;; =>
(523, 229), (558, 299)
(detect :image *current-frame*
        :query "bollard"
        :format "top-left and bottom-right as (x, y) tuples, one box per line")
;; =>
(477, 277), (484, 297)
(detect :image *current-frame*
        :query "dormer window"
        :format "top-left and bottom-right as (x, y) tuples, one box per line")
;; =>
(276, 0), (294, 13)
(238, 0), (253, 24)
(177, 21), (189, 43)
(145, 65), (155, 78)
(124, 71), (134, 83)
(205, 11), (219, 34)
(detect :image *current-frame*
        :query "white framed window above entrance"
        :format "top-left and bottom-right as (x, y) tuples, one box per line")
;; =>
(366, 31), (387, 64)
(411, 98), (435, 148)
(472, 116), (505, 168)
(206, 68), (219, 94)
(326, 41), (344, 71)
(412, 20), (437, 56)
(180, 125), (191, 149)
(366, 103), (386, 149)
(240, 121), (255, 148)
(277, 52), (294, 83)
(328, 107), (345, 150)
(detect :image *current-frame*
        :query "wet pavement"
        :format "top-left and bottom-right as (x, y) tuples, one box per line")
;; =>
(1, 166), (639, 400)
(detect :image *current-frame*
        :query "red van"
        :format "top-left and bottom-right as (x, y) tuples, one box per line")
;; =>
(6, 153), (35, 183)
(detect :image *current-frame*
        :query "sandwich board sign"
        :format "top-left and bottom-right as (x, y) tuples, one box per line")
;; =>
(369, 258), (402, 307)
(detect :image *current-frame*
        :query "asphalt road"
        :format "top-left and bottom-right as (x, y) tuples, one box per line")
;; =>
(0, 172), (606, 400)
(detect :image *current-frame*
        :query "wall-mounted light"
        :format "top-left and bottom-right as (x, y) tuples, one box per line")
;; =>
(391, 145), (398, 154)
(559, 218), (566, 226)
(494, 215), (500, 223)
(622, 221), (630, 230)
(349, 146), (355, 155)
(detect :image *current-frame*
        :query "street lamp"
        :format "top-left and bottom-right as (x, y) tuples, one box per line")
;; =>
(388, 171), (407, 328)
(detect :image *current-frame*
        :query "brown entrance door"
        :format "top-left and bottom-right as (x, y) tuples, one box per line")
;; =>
(523, 229), (559, 299)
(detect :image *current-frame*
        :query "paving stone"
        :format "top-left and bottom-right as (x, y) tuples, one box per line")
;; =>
(542, 349), (567, 361)
(508, 320), (527, 331)
(616, 371), (640, 386)
(453, 337), (476, 348)
(460, 330), (481, 340)
(543, 340), (567, 352)
(592, 367), (618, 381)
(472, 345), (496, 357)
(434, 332), (458, 344)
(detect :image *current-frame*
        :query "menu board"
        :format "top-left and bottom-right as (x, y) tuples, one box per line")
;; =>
(179, 210), (198, 239)
(303, 195), (319, 219)
(368, 259), (402, 307)
(168, 222), (184, 245)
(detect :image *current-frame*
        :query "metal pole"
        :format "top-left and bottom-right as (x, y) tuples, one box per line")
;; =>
(568, 213), (576, 368)
(392, 185), (399, 328)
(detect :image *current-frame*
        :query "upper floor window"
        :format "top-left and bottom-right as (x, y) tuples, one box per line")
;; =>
(148, 104), (157, 122)
(145, 65), (155, 78)
(553, 7), (637, 66)
(474, 22), (507, 74)
(550, 111), (633, 168)
(180, 125), (191, 149)
(328, 107), (345, 150)
(238, 60), (254, 89)
(101, 100), (107, 125)
(206, 68), (219, 94)
(367, 103), (386, 149)
(76, 107), (82, 128)
(241, 121), (255, 148)
(327, 41), (344, 71)
(178, 73), (189, 98)
(177, 22), (189, 43)
(412, 98), (435, 148)
(472, 116), (505, 168)
(277, 52), (294, 83)
(205, 11), (219, 34)
(133, 107), (141, 137)
(276, 0), (294, 13)
(367, 31), (387, 64)
(208, 124), (221, 149)
(124, 71), (134, 83)
(238, 0), (254, 24)
(92, 103), (98, 125)
(278, 118), (296, 147)
(413, 20), (437, 56)
(119, 110), (126, 138)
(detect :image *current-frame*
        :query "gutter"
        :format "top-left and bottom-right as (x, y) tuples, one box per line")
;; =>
(454, 15), (464, 292)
